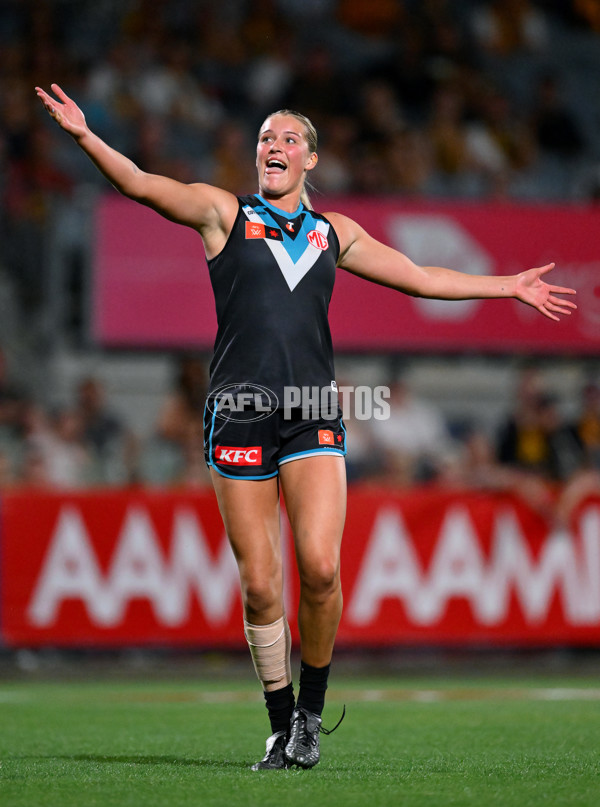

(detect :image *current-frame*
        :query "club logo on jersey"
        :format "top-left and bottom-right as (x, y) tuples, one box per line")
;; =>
(307, 230), (328, 250)
(245, 221), (283, 241)
(215, 446), (263, 465)
(318, 429), (334, 445)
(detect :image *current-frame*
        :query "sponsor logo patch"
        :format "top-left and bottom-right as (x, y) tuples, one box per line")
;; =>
(318, 429), (334, 446)
(307, 229), (328, 250)
(245, 221), (283, 241)
(215, 446), (263, 465)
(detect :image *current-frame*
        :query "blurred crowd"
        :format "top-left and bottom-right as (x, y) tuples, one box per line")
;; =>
(343, 362), (600, 528)
(0, 348), (599, 529)
(2, 0), (600, 313)
(1, 0), (600, 524)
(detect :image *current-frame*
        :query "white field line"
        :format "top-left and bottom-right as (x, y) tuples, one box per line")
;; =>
(190, 687), (600, 704)
(3, 687), (600, 705)
(0, 691), (30, 703)
(332, 687), (600, 703)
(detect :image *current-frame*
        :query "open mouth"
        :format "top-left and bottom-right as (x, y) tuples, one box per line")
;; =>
(266, 159), (286, 173)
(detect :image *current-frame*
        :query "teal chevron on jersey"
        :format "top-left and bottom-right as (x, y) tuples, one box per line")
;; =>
(245, 194), (331, 269)
(243, 203), (330, 291)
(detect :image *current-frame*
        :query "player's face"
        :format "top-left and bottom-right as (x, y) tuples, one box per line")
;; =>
(257, 115), (317, 200)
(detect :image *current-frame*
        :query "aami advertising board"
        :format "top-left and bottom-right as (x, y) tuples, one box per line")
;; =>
(2, 488), (599, 647)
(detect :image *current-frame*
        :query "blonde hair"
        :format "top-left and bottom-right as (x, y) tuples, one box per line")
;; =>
(260, 109), (318, 210)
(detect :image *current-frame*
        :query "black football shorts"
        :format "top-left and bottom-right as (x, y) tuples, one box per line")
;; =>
(204, 398), (347, 480)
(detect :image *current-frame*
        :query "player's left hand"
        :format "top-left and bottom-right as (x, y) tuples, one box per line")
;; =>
(515, 263), (577, 321)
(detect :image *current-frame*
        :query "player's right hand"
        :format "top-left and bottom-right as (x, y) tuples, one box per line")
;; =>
(35, 83), (88, 139)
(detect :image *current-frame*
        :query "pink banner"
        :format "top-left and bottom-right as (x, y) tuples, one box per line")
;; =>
(2, 488), (600, 647)
(93, 195), (599, 353)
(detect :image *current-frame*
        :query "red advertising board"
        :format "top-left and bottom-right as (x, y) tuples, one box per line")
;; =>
(2, 488), (600, 647)
(92, 195), (600, 353)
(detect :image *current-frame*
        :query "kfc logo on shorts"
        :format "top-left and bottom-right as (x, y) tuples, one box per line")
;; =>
(307, 230), (328, 250)
(318, 430), (334, 445)
(215, 446), (263, 465)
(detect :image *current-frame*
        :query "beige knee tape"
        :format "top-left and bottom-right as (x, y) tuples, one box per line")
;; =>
(244, 616), (292, 692)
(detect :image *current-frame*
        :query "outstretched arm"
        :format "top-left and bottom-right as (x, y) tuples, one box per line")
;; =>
(35, 83), (236, 240)
(327, 212), (577, 321)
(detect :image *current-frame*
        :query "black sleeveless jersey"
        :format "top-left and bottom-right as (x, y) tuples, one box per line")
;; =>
(206, 194), (340, 405)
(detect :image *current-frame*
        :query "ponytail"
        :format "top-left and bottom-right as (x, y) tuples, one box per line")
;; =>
(300, 185), (313, 210)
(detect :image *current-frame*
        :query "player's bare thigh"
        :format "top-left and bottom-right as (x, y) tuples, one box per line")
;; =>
(279, 454), (347, 583)
(210, 469), (283, 622)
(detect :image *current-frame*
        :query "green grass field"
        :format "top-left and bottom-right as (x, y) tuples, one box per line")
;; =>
(1, 672), (599, 807)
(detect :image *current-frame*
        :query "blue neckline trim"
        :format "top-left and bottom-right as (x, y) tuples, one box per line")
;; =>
(254, 194), (304, 218)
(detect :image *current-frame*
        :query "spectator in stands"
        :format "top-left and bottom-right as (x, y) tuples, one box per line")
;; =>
(176, 412), (212, 488)
(84, 37), (146, 140)
(19, 445), (51, 488)
(244, 30), (295, 122)
(355, 77), (406, 146)
(335, 382), (384, 483)
(532, 73), (585, 161)
(76, 376), (123, 454)
(286, 44), (353, 122)
(464, 85), (537, 196)
(2, 80), (73, 310)
(142, 355), (210, 486)
(569, 381), (600, 469)
(75, 376), (137, 485)
(136, 39), (223, 132)
(336, 0), (405, 37)
(130, 114), (197, 186)
(386, 127), (435, 195)
(552, 380), (600, 527)
(210, 120), (259, 194)
(20, 401), (93, 488)
(384, 25), (436, 121)
(496, 375), (580, 482)
(156, 354), (208, 447)
(0, 346), (28, 441)
(350, 141), (393, 194)
(438, 427), (506, 490)
(241, 0), (289, 59)
(438, 425), (556, 518)
(497, 367), (546, 471)
(310, 115), (356, 194)
(369, 377), (455, 485)
(572, 0), (600, 32)
(428, 83), (469, 175)
(470, 0), (550, 55)
(0, 448), (16, 487)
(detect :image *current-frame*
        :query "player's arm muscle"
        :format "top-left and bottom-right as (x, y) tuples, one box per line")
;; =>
(327, 212), (515, 300)
(326, 211), (576, 320)
(74, 129), (232, 232)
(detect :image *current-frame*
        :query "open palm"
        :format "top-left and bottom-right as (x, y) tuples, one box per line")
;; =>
(515, 263), (577, 321)
(35, 83), (87, 139)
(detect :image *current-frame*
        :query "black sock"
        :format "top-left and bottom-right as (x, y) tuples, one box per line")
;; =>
(297, 660), (330, 716)
(264, 682), (295, 735)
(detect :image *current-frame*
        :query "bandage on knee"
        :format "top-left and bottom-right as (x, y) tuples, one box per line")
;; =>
(244, 616), (292, 692)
